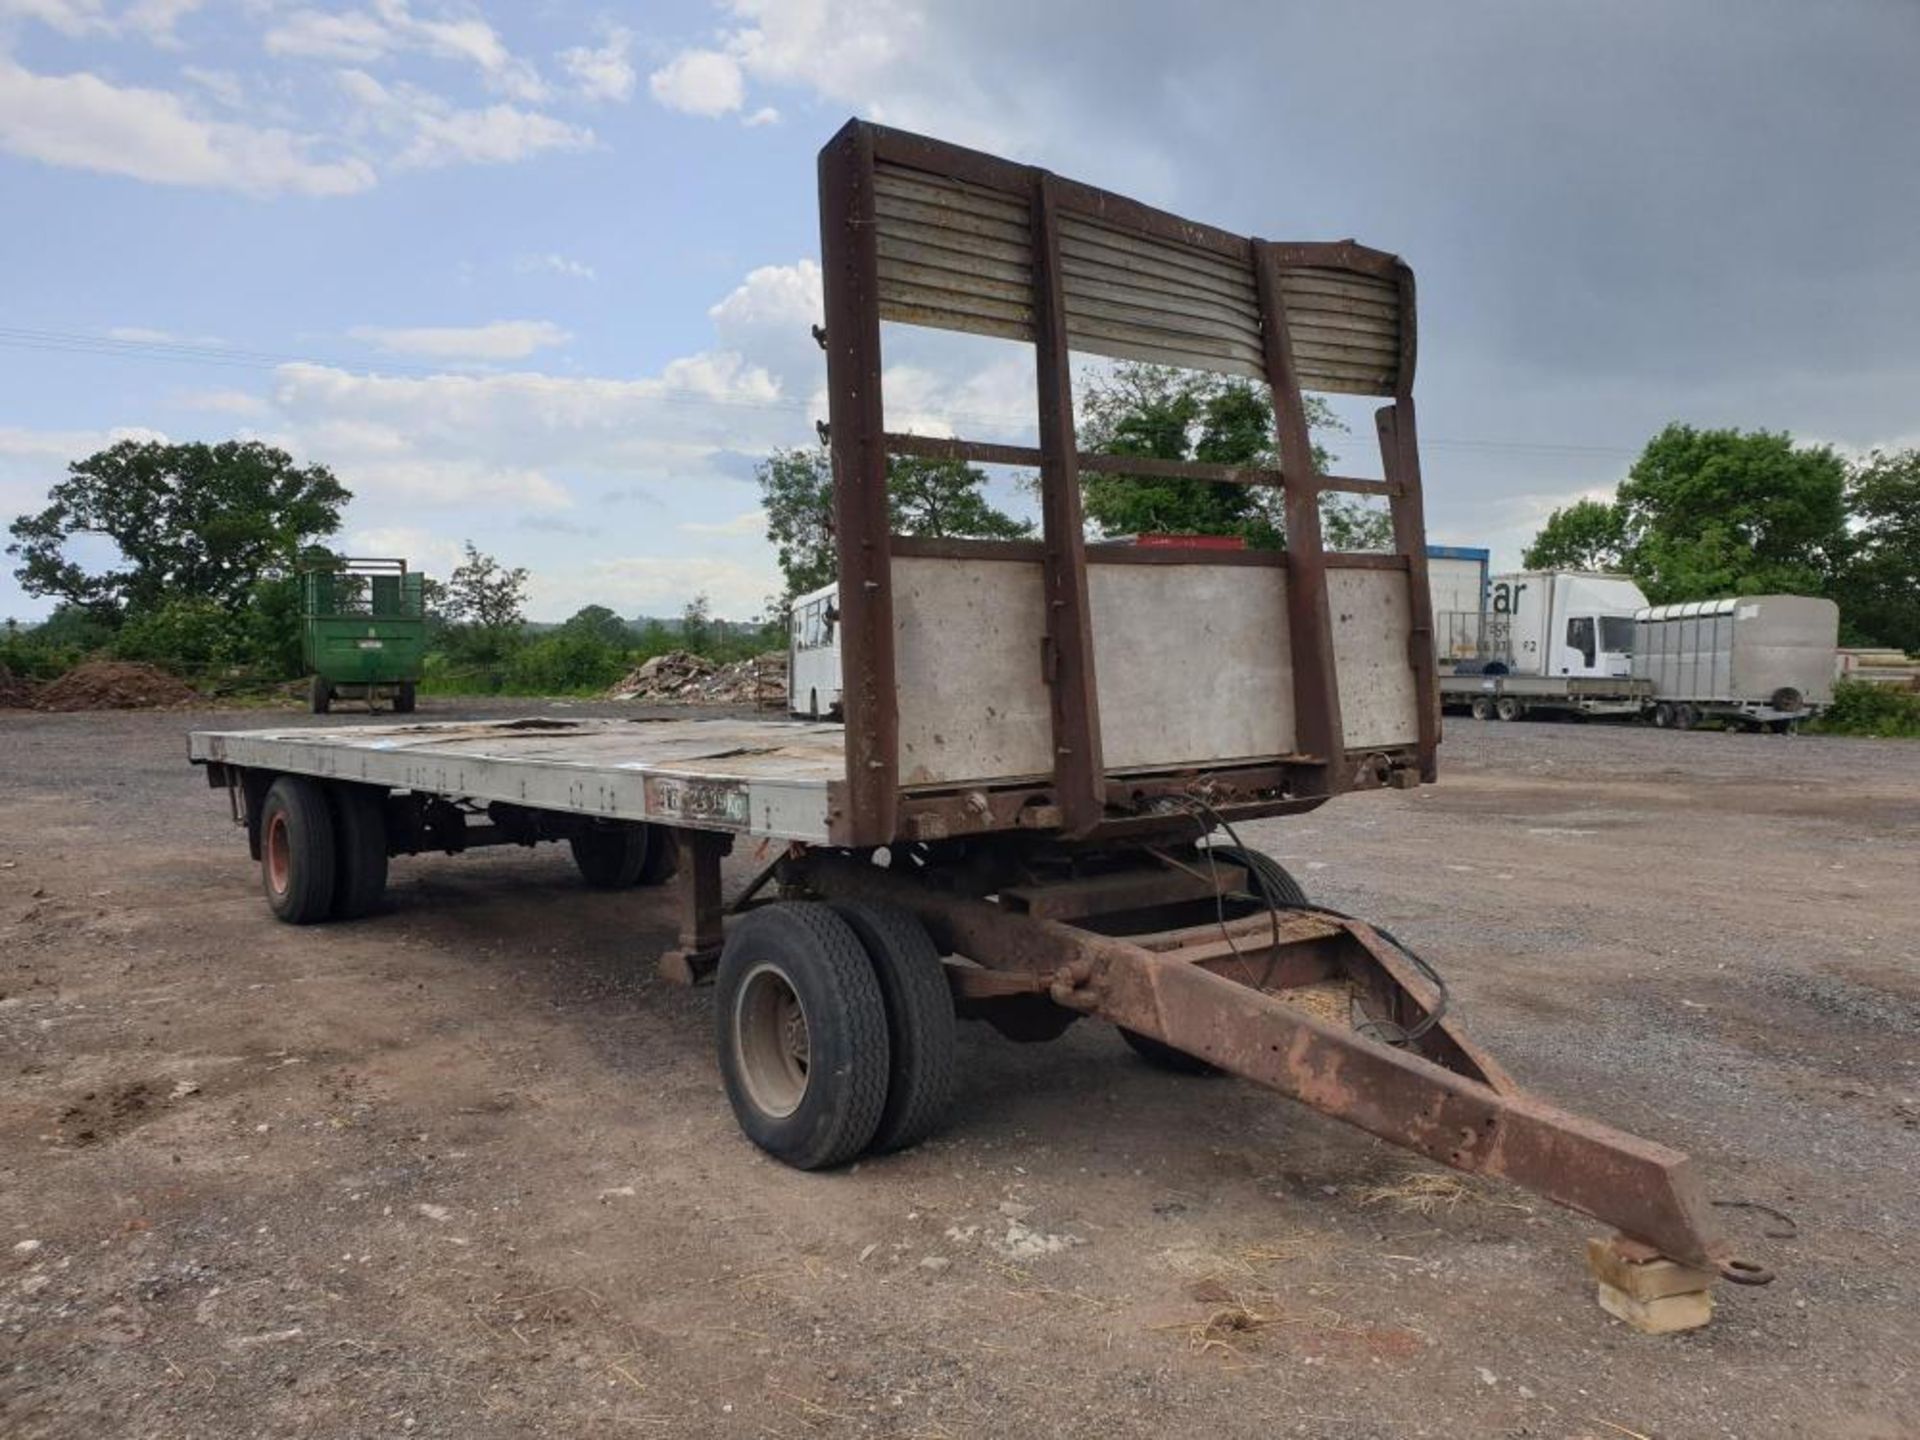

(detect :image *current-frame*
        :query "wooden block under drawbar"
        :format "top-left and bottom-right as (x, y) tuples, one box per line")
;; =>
(1596, 1281), (1713, 1335)
(1586, 1236), (1717, 1302)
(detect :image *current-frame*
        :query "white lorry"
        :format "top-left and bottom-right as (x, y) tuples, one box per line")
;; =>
(1437, 570), (1651, 720)
(1436, 569), (1838, 728)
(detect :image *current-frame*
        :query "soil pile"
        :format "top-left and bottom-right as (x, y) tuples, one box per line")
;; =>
(607, 650), (787, 706)
(0, 662), (40, 708)
(33, 661), (200, 711)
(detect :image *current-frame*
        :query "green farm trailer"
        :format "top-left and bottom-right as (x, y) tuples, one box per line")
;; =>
(302, 558), (425, 715)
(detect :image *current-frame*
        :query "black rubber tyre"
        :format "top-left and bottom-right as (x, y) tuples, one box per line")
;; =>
(715, 903), (890, 1170)
(260, 776), (337, 924)
(635, 824), (680, 886)
(570, 824), (649, 888)
(1119, 1027), (1219, 1075)
(393, 681), (416, 714)
(328, 784), (389, 920)
(1204, 843), (1310, 908)
(1674, 703), (1699, 731)
(1469, 696), (1494, 722)
(1494, 695), (1525, 722)
(309, 675), (332, 715)
(829, 902), (957, 1154)
(1652, 702), (1674, 728)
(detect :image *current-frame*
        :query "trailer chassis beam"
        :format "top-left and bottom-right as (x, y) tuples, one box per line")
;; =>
(797, 852), (1767, 1283)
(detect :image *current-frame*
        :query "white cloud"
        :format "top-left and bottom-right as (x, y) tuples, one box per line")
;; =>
(0, 0), (104, 38)
(0, 56), (375, 196)
(266, 1), (546, 101)
(348, 319), (571, 361)
(680, 509), (768, 537)
(343, 526), (467, 579)
(560, 26), (634, 103)
(515, 252), (595, 281)
(647, 48), (743, 118)
(742, 105), (779, 127)
(120, 0), (203, 44)
(338, 68), (593, 169)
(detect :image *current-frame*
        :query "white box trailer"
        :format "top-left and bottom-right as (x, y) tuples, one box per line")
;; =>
(1633, 595), (1838, 729)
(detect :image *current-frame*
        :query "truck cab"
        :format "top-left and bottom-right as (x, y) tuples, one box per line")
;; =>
(1489, 571), (1646, 679)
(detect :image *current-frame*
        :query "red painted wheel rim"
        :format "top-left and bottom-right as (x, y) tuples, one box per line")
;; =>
(265, 812), (290, 895)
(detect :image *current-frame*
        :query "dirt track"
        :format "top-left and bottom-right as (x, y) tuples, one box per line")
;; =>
(3, 702), (1916, 1439)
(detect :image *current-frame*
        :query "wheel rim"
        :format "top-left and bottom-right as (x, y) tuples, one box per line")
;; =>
(265, 812), (290, 896)
(734, 963), (811, 1118)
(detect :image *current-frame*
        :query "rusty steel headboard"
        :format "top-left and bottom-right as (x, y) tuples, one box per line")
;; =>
(817, 119), (1438, 848)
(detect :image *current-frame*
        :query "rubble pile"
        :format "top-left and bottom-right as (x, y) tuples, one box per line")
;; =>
(32, 661), (200, 712)
(607, 650), (788, 707)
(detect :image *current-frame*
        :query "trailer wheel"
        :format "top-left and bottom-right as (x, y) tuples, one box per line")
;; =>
(1470, 696), (1494, 721)
(309, 675), (332, 715)
(1652, 702), (1673, 728)
(1674, 703), (1699, 731)
(635, 824), (680, 886)
(829, 902), (957, 1154)
(1494, 695), (1525, 722)
(716, 904), (890, 1170)
(260, 776), (337, 924)
(570, 823), (650, 888)
(393, 681), (416, 715)
(328, 783), (389, 920)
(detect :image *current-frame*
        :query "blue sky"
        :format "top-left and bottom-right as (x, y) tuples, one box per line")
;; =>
(3, 1), (1915, 621)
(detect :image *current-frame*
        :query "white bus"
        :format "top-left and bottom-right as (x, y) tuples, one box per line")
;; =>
(788, 582), (843, 721)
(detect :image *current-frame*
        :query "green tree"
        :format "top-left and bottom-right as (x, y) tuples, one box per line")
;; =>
(756, 446), (1032, 605)
(1075, 362), (1387, 549)
(1521, 497), (1628, 571)
(680, 593), (714, 653)
(1614, 424), (1848, 602)
(442, 542), (528, 675)
(558, 603), (632, 650)
(1831, 448), (1920, 652)
(7, 439), (348, 621)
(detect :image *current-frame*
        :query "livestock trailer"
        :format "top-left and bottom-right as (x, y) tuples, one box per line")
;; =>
(1634, 595), (1839, 730)
(302, 557), (425, 714)
(187, 120), (1768, 1312)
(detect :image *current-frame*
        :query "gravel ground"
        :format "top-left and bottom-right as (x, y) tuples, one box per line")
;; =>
(1, 700), (1916, 1439)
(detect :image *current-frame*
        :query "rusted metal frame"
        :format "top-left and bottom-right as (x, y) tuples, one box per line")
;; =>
(999, 860), (1247, 921)
(886, 432), (1397, 496)
(1263, 239), (1406, 281)
(1029, 171), (1106, 837)
(864, 123), (1254, 267)
(1254, 239), (1345, 780)
(1377, 259), (1440, 783)
(892, 534), (1287, 569)
(658, 828), (733, 985)
(796, 850), (1735, 1268)
(1064, 949), (1731, 1268)
(1326, 553), (1411, 571)
(819, 121), (900, 846)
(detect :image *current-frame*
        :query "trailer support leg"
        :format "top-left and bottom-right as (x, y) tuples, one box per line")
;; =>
(658, 830), (732, 986)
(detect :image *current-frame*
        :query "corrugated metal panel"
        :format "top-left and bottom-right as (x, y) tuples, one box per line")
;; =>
(871, 160), (1402, 396)
(873, 161), (1035, 343)
(1276, 267), (1400, 396)
(1059, 211), (1267, 380)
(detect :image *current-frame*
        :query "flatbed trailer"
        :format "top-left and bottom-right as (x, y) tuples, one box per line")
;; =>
(188, 120), (1770, 1317)
(1440, 672), (1653, 722)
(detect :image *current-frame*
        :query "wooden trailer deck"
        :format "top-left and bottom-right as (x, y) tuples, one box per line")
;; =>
(188, 717), (847, 843)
